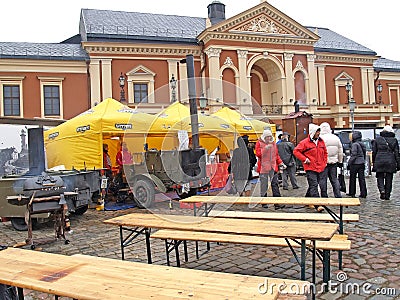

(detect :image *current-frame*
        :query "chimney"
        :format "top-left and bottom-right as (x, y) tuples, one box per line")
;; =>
(207, 1), (225, 26)
(27, 127), (46, 175)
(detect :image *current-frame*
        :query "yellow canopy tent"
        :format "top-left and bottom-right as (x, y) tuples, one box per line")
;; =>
(44, 98), (155, 169)
(146, 102), (234, 153)
(212, 107), (275, 146)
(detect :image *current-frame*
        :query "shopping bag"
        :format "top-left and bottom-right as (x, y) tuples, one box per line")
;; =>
(338, 173), (346, 193)
(224, 174), (237, 195)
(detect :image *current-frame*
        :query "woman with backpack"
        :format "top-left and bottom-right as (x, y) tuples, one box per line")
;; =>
(372, 125), (400, 200)
(347, 131), (367, 198)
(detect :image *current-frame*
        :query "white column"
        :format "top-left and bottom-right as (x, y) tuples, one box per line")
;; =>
(101, 59), (112, 100)
(307, 54), (318, 102)
(237, 50), (250, 105)
(205, 47), (222, 103)
(179, 62), (189, 103)
(367, 68), (376, 103)
(360, 67), (369, 103)
(284, 53), (295, 103)
(317, 65), (327, 105)
(89, 59), (101, 106)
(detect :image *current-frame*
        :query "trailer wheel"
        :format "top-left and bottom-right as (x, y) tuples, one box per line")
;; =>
(133, 179), (155, 208)
(176, 188), (198, 199)
(73, 205), (88, 215)
(10, 218), (28, 231)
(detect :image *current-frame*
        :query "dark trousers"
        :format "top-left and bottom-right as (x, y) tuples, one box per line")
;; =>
(305, 170), (324, 197)
(321, 163), (342, 198)
(260, 171), (281, 197)
(348, 164), (367, 197)
(376, 172), (394, 199)
(282, 165), (298, 189)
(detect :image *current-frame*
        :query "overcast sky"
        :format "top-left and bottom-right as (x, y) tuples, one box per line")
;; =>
(0, 1), (399, 150)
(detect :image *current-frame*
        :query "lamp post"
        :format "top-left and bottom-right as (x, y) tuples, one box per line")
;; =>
(170, 74), (177, 103)
(119, 72), (126, 104)
(345, 81), (352, 102)
(349, 98), (356, 132)
(199, 94), (207, 114)
(376, 82), (383, 104)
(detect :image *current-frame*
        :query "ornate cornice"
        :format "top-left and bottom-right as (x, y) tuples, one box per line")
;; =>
(201, 32), (315, 46)
(237, 50), (248, 59)
(316, 54), (376, 65)
(205, 47), (222, 58)
(284, 53), (294, 61)
(307, 54), (316, 62)
(83, 45), (201, 56)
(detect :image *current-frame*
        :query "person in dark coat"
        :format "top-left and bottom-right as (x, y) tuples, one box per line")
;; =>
(372, 125), (400, 200)
(277, 132), (299, 190)
(347, 131), (367, 198)
(230, 135), (257, 196)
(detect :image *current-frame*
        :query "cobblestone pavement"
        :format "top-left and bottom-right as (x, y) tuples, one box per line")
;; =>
(1, 174), (399, 299)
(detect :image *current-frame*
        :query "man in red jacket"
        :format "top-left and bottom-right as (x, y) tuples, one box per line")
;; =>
(294, 124), (328, 199)
(255, 129), (286, 209)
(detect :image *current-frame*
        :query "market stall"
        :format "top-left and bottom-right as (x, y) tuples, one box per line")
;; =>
(44, 98), (155, 170)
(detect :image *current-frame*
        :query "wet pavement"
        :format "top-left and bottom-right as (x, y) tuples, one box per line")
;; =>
(0, 173), (399, 299)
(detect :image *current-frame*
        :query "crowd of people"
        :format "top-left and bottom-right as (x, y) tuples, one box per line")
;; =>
(229, 123), (400, 209)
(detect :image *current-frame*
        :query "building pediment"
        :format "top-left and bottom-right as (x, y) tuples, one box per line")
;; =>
(127, 65), (156, 77)
(198, 2), (319, 45)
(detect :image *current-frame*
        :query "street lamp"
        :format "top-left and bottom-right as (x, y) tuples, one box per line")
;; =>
(376, 82), (383, 104)
(199, 94), (207, 114)
(345, 81), (352, 102)
(170, 74), (177, 103)
(119, 72), (126, 103)
(349, 98), (356, 132)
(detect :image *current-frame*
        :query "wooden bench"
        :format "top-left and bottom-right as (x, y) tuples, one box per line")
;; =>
(208, 210), (359, 222)
(151, 229), (351, 285)
(0, 247), (310, 299)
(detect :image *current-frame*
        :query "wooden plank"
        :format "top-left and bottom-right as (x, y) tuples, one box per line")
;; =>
(0, 248), (312, 299)
(73, 254), (310, 297)
(208, 211), (359, 222)
(104, 213), (338, 240)
(151, 229), (351, 251)
(180, 196), (361, 206)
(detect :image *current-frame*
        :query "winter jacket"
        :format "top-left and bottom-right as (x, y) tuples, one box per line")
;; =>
(255, 138), (282, 173)
(277, 139), (296, 166)
(293, 125), (327, 173)
(372, 131), (400, 173)
(347, 131), (366, 167)
(319, 122), (344, 164)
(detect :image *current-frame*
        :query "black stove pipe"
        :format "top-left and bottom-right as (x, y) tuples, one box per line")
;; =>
(27, 127), (46, 176)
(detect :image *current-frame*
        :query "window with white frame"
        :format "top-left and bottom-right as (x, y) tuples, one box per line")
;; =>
(0, 76), (24, 117)
(38, 77), (64, 118)
(134, 83), (148, 103)
(3, 85), (20, 116)
(126, 65), (155, 103)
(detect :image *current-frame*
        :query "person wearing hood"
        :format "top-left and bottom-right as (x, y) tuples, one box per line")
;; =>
(347, 131), (367, 198)
(230, 135), (257, 196)
(372, 125), (400, 200)
(294, 124), (328, 199)
(255, 129), (286, 209)
(319, 122), (344, 198)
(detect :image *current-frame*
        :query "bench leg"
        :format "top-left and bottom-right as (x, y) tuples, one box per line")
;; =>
(195, 241), (199, 259)
(312, 240), (316, 300)
(174, 240), (181, 267)
(17, 287), (24, 300)
(164, 240), (170, 266)
(300, 240), (306, 281)
(183, 240), (188, 262)
(145, 228), (152, 264)
(323, 250), (331, 291)
(119, 226), (125, 261)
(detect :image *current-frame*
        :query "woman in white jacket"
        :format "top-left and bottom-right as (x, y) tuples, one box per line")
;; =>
(319, 122), (344, 198)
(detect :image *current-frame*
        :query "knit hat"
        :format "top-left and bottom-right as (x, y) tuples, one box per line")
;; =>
(382, 125), (394, 133)
(261, 129), (273, 142)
